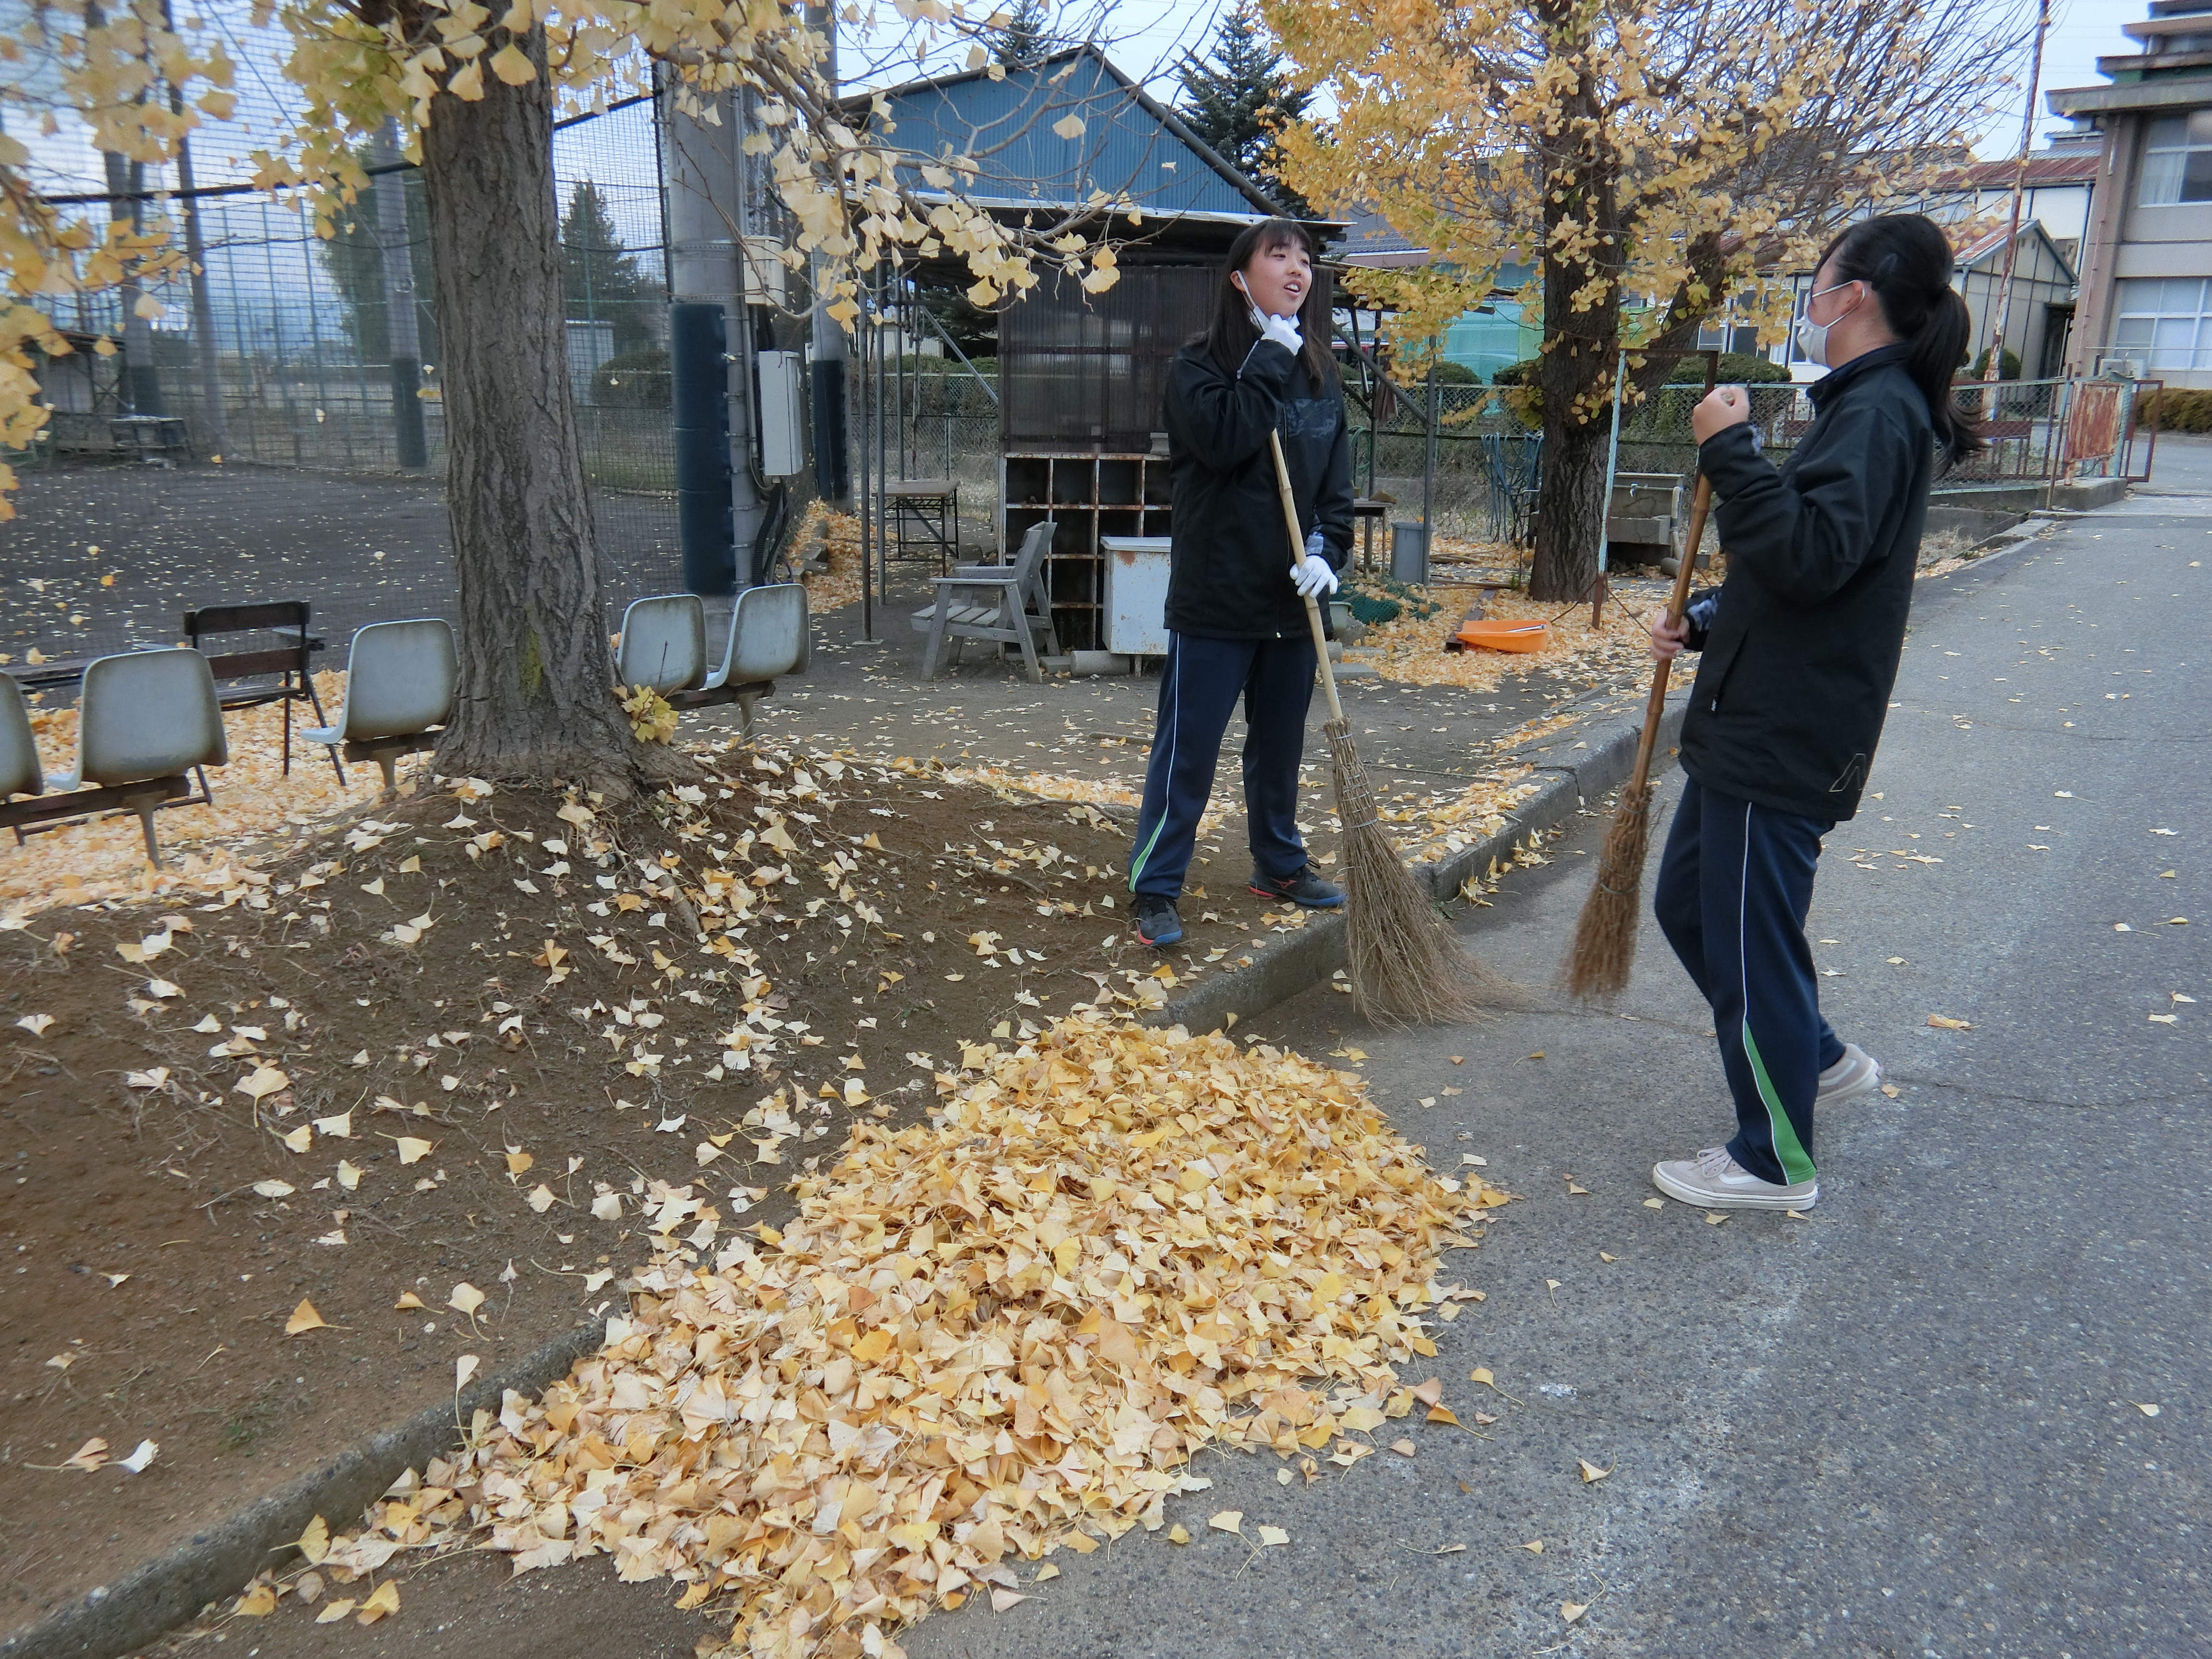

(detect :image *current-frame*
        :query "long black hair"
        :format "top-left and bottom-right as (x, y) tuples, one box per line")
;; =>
(1815, 213), (1984, 470)
(1200, 216), (1338, 389)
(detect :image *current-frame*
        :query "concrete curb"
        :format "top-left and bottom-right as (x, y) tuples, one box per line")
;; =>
(1151, 693), (1688, 1034)
(1, 1320), (608, 1659)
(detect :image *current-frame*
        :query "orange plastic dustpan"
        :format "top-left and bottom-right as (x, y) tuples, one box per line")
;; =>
(1454, 619), (1551, 654)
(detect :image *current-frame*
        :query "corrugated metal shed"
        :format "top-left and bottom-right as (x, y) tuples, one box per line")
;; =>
(849, 45), (1283, 220)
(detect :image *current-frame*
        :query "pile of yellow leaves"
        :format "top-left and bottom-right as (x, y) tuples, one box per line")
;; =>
(791, 504), (869, 613)
(314, 1013), (1505, 1658)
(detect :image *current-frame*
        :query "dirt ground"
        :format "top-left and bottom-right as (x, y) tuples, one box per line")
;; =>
(0, 743), (1235, 1637)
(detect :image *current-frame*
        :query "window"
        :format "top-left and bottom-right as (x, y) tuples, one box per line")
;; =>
(2111, 276), (2212, 369)
(2140, 112), (2212, 204)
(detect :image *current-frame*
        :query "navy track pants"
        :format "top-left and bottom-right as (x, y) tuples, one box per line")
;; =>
(1128, 631), (1316, 900)
(1653, 775), (1845, 1187)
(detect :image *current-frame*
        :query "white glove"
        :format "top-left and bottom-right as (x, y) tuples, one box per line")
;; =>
(1292, 551), (1339, 599)
(1250, 303), (1303, 354)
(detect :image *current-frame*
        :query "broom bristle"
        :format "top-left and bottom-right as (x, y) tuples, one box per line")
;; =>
(1562, 782), (1654, 1001)
(1324, 720), (1499, 1026)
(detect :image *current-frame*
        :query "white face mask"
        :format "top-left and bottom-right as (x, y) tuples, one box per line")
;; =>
(1794, 278), (1862, 368)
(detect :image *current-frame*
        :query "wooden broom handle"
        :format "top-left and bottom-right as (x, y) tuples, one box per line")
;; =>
(1269, 429), (1346, 724)
(1627, 473), (1715, 795)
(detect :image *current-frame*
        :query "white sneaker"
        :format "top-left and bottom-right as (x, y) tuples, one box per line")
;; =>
(1816, 1042), (1882, 1106)
(1652, 1145), (1818, 1211)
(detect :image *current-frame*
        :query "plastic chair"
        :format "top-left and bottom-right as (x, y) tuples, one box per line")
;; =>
(301, 619), (457, 792)
(680, 583), (811, 738)
(614, 595), (709, 695)
(0, 675), (44, 805)
(8, 648), (228, 862)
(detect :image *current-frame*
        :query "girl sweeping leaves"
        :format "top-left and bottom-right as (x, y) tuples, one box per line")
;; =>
(1645, 213), (1982, 1210)
(1126, 217), (1354, 948)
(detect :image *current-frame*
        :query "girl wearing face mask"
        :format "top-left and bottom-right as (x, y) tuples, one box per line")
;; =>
(1643, 212), (1983, 1211)
(1124, 217), (1353, 949)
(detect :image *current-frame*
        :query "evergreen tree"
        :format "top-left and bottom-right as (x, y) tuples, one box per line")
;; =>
(560, 180), (654, 354)
(316, 150), (441, 366)
(1175, 1), (1311, 218)
(993, 0), (1055, 69)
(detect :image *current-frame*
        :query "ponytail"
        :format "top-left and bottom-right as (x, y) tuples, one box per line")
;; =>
(1816, 214), (1984, 472)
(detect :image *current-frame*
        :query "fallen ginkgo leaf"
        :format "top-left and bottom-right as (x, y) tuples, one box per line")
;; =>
(1926, 1014), (1971, 1030)
(1208, 1510), (1243, 1534)
(118, 1439), (157, 1473)
(448, 1282), (486, 1316)
(233, 1583), (277, 1617)
(285, 1299), (329, 1335)
(356, 1581), (399, 1623)
(237, 1067), (290, 1103)
(1562, 1599), (1589, 1623)
(1517, 1539), (1544, 1554)
(315, 1599), (357, 1623)
(62, 1437), (110, 1471)
(299, 1515), (330, 1563)
(988, 1589), (1026, 1612)
(1577, 1458), (1612, 1483)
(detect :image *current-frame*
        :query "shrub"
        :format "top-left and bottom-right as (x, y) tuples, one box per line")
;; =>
(592, 348), (669, 408)
(2140, 385), (2212, 433)
(1969, 346), (2022, 381)
(1667, 352), (1793, 385)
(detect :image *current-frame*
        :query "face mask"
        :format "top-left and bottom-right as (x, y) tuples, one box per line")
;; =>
(1794, 279), (1861, 368)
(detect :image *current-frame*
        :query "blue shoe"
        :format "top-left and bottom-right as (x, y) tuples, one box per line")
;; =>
(1249, 866), (1344, 908)
(1133, 894), (1183, 948)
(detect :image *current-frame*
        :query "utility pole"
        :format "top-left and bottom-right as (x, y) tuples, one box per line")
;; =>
(1985, 0), (2052, 386)
(661, 84), (769, 593)
(371, 120), (430, 470)
(804, 2), (851, 505)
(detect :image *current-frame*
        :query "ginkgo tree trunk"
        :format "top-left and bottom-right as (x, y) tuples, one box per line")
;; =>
(413, 32), (649, 789)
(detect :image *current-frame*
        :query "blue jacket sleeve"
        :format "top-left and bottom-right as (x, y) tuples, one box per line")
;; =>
(1698, 408), (1918, 605)
(1168, 339), (1298, 473)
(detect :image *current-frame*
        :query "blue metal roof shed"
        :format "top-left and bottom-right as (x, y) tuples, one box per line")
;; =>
(850, 45), (1285, 221)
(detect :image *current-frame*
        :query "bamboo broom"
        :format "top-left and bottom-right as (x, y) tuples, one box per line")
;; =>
(1267, 430), (1494, 1026)
(1562, 473), (1715, 1000)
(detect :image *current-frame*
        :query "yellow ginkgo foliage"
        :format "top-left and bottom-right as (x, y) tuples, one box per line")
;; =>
(1265, 0), (2021, 600)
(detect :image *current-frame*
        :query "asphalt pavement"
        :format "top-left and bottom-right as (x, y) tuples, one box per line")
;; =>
(893, 494), (2210, 1658)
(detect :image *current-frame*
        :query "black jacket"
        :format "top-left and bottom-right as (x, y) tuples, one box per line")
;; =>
(1679, 343), (1935, 823)
(1162, 338), (1354, 639)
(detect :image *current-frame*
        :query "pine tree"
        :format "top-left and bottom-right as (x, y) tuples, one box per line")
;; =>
(1176, 1), (1311, 218)
(993, 0), (1056, 69)
(560, 180), (654, 354)
(317, 154), (442, 369)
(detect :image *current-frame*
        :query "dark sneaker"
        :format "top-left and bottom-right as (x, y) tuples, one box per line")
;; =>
(1249, 866), (1345, 909)
(1133, 894), (1183, 948)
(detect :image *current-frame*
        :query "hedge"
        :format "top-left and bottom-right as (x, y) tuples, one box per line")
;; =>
(2140, 385), (2212, 433)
